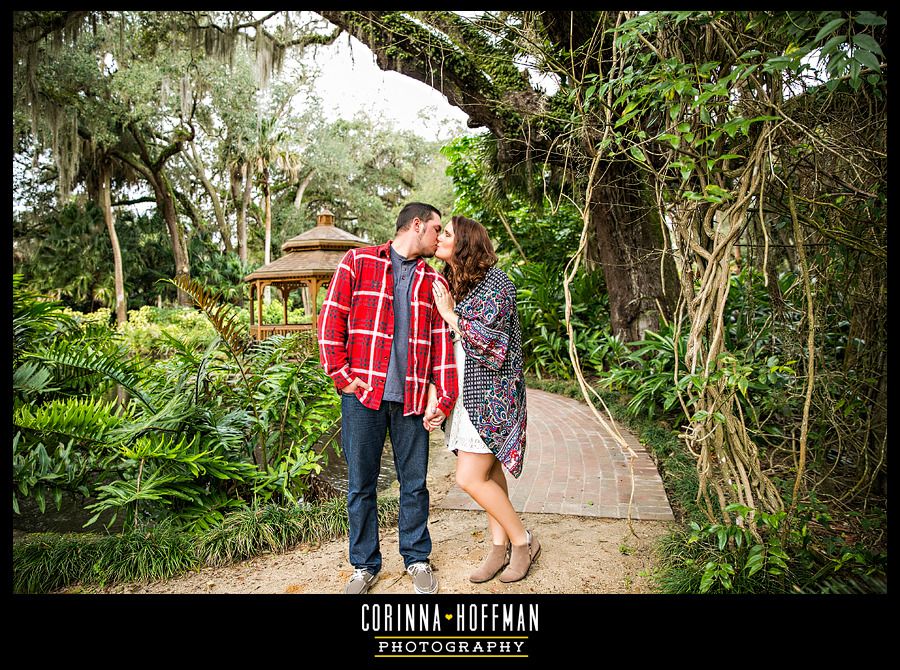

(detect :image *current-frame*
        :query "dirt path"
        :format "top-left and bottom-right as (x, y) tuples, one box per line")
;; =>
(79, 431), (675, 595)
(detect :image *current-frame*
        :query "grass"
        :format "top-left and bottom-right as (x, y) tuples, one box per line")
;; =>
(14, 533), (105, 594)
(197, 496), (401, 567)
(13, 495), (401, 594)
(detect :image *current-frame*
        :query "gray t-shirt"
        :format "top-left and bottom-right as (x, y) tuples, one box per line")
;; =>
(382, 244), (418, 403)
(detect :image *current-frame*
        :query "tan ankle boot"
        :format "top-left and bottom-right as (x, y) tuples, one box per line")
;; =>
(469, 543), (510, 583)
(499, 531), (541, 583)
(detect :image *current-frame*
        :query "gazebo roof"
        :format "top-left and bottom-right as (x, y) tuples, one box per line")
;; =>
(281, 222), (367, 252)
(243, 249), (352, 281)
(243, 208), (367, 283)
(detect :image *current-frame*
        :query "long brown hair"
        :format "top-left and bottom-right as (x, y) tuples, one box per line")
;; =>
(442, 215), (497, 301)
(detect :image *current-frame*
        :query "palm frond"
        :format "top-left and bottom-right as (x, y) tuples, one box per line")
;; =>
(13, 361), (58, 398)
(14, 397), (130, 445)
(27, 340), (155, 412)
(106, 385), (195, 444)
(196, 408), (252, 453)
(169, 275), (248, 359)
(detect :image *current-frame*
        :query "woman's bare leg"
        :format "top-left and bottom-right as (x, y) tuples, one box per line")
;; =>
(456, 452), (527, 546)
(485, 459), (510, 544)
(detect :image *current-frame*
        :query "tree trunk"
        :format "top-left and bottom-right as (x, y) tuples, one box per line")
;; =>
(590, 161), (678, 342)
(294, 170), (315, 209)
(240, 164), (252, 264)
(230, 164), (244, 263)
(97, 162), (128, 408)
(262, 166), (272, 305)
(189, 141), (232, 253)
(149, 169), (191, 305)
(99, 163), (127, 326)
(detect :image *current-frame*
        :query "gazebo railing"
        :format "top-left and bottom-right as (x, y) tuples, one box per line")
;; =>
(250, 323), (315, 340)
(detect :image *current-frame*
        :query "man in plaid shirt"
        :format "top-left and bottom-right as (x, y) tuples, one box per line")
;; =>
(318, 202), (458, 594)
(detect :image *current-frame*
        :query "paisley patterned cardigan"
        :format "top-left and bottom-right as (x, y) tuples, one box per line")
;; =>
(453, 265), (527, 478)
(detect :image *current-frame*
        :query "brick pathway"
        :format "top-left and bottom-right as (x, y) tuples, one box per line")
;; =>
(437, 388), (675, 521)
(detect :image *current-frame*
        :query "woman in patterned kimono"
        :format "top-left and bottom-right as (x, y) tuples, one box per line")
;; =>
(423, 215), (540, 584)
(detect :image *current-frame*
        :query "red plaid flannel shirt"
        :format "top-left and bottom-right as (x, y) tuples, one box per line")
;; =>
(317, 241), (458, 417)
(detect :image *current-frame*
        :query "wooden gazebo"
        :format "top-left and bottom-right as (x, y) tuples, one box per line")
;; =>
(243, 208), (367, 339)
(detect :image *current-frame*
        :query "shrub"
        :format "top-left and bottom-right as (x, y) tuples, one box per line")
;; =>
(13, 497), (401, 593)
(508, 261), (623, 379)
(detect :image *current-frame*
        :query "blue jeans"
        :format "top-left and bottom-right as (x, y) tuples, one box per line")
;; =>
(340, 394), (431, 574)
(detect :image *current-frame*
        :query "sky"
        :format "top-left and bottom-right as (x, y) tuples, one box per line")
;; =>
(301, 31), (476, 142)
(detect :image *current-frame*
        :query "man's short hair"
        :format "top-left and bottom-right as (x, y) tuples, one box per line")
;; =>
(396, 202), (441, 232)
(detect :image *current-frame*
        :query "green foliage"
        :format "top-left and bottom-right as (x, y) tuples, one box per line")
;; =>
(12, 433), (95, 516)
(599, 323), (691, 422)
(442, 134), (583, 268)
(656, 500), (887, 594)
(599, 10), (886, 211)
(83, 432), (262, 531)
(508, 262), (624, 379)
(116, 305), (217, 359)
(14, 204), (178, 312)
(113, 302), (308, 361)
(91, 521), (199, 586)
(13, 278), (340, 533)
(15, 397), (128, 446)
(600, 268), (805, 430)
(806, 11), (886, 91)
(13, 533), (106, 594)
(252, 300), (311, 326)
(189, 234), (251, 304)
(13, 496), (401, 593)
(13, 274), (77, 365)
(13, 201), (114, 311)
(29, 337), (155, 410)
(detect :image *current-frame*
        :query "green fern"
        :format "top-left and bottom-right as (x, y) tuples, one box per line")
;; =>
(107, 373), (196, 444)
(168, 275), (266, 465)
(28, 340), (155, 412)
(194, 407), (252, 453)
(13, 361), (58, 398)
(169, 275), (248, 358)
(15, 396), (129, 445)
(174, 493), (248, 533)
(13, 274), (77, 361)
(84, 467), (200, 529)
(119, 433), (257, 482)
(84, 431), (262, 528)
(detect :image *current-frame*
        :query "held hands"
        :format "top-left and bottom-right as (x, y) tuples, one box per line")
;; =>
(423, 404), (446, 432)
(422, 382), (445, 432)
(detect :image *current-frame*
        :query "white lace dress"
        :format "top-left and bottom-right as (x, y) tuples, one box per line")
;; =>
(445, 338), (493, 455)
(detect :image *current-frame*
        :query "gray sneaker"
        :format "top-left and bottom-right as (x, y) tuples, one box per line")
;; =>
(344, 568), (378, 594)
(407, 561), (438, 594)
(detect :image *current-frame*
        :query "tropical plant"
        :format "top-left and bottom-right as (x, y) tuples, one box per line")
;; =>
(656, 500), (887, 594)
(13, 496), (402, 593)
(509, 261), (622, 379)
(13, 277), (341, 532)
